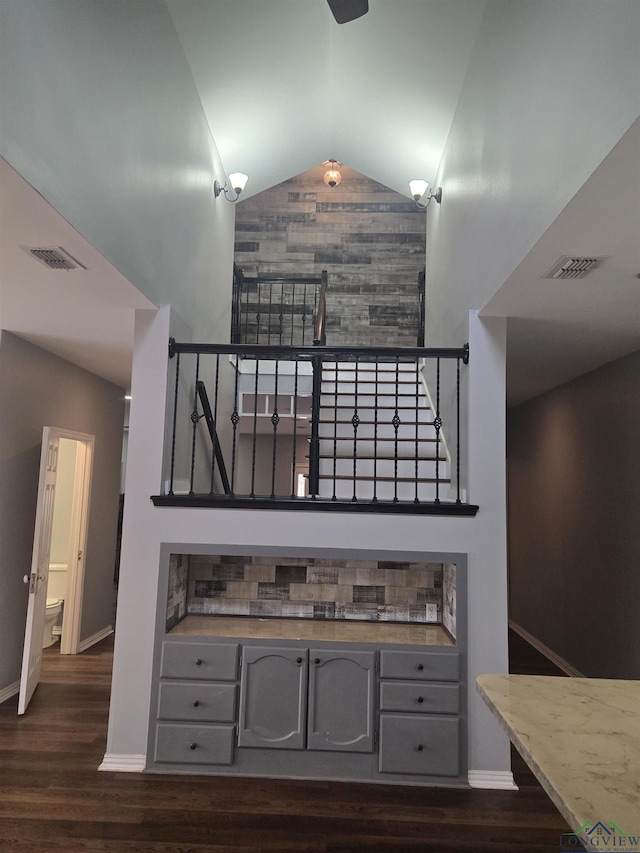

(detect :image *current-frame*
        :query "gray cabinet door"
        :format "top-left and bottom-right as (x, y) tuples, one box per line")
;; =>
(238, 646), (308, 749)
(307, 649), (375, 753)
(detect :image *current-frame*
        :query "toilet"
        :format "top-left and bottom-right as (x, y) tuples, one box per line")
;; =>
(43, 598), (62, 648)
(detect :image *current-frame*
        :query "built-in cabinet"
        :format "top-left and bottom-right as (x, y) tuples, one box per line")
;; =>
(149, 634), (463, 786)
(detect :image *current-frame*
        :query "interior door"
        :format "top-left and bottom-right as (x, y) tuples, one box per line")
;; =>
(18, 427), (59, 714)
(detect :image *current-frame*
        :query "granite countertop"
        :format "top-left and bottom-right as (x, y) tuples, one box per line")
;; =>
(477, 674), (640, 844)
(169, 615), (455, 646)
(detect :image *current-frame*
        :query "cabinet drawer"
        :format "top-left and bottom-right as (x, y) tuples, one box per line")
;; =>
(379, 681), (459, 715)
(379, 650), (459, 682)
(154, 723), (234, 765)
(379, 715), (459, 777)
(160, 642), (239, 681)
(158, 681), (237, 722)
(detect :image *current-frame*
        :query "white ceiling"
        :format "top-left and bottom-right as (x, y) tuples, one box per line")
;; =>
(0, 0), (637, 406)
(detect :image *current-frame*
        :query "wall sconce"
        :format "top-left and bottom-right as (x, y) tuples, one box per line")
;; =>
(214, 172), (248, 202)
(409, 180), (442, 209)
(323, 160), (342, 188)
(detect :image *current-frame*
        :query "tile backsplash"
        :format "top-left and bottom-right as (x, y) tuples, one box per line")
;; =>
(172, 554), (451, 626)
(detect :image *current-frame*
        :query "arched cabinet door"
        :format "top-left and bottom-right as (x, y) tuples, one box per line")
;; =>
(238, 646), (308, 749)
(307, 649), (376, 753)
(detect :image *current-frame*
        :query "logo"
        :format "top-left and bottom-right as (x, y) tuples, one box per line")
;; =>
(560, 822), (640, 852)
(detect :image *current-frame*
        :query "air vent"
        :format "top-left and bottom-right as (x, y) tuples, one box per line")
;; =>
(20, 246), (86, 271)
(543, 256), (604, 280)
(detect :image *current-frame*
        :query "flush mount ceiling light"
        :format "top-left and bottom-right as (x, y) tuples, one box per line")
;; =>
(409, 180), (442, 209)
(214, 172), (248, 202)
(323, 160), (342, 188)
(327, 0), (368, 24)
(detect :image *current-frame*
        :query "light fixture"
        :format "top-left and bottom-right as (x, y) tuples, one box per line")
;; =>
(214, 172), (248, 202)
(323, 160), (342, 188)
(409, 179), (442, 209)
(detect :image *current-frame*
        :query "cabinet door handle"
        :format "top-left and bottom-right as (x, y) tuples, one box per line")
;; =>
(296, 657), (303, 664)
(416, 696), (424, 704)
(417, 664), (424, 671)
(195, 658), (203, 666)
(193, 700), (200, 707)
(314, 658), (321, 665)
(416, 744), (424, 752)
(189, 743), (197, 750)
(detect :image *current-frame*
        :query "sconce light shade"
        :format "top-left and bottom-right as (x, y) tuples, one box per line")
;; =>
(409, 179), (442, 209)
(228, 172), (248, 195)
(409, 179), (429, 201)
(214, 172), (249, 202)
(323, 160), (342, 188)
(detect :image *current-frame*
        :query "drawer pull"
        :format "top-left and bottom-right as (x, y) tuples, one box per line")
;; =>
(416, 744), (424, 752)
(416, 696), (424, 704)
(417, 664), (424, 671)
(296, 657), (303, 664)
(189, 743), (197, 750)
(314, 658), (321, 665)
(195, 658), (203, 666)
(193, 700), (200, 708)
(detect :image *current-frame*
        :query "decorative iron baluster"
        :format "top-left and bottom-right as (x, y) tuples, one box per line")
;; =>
(290, 282), (296, 346)
(189, 354), (201, 495)
(278, 281), (285, 345)
(331, 360), (338, 500)
(250, 357), (260, 497)
(392, 357), (400, 502)
(434, 358), (442, 504)
(209, 354), (221, 495)
(301, 286), (308, 345)
(291, 358), (299, 498)
(373, 357), (379, 502)
(168, 350), (180, 496)
(351, 359), (360, 502)
(255, 283), (262, 345)
(414, 358), (420, 503)
(230, 357), (240, 495)
(270, 359), (280, 498)
(243, 285), (250, 344)
(456, 355), (462, 504)
(267, 281), (273, 344)
(309, 353), (322, 497)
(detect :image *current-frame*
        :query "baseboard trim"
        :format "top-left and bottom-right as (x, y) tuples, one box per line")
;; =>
(78, 625), (114, 653)
(509, 620), (584, 677)
(0, 679), (20, 706)
(99, 753), (146, 773)
(468, 770), (518, 790)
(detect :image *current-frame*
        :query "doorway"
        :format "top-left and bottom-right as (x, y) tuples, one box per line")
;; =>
(19, 427), (94, 714)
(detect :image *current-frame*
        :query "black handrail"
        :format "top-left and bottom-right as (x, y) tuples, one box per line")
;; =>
(196, 380), (231, 494)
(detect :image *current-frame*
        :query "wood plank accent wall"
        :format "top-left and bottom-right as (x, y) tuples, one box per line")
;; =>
(234, 165), (426, 346)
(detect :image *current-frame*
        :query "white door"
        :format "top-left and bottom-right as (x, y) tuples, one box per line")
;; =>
(18, 427), (59, 714)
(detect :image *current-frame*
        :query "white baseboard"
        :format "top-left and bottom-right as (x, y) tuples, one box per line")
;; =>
(468, 770), (518, 790)
(509, 620), (584, 677)
(0, 679), (20, 706)
(99, 753), (146, 773)
(78, 625), (114, 653)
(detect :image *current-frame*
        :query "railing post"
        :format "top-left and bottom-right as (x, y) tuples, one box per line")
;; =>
(309, 352), (322, 497)
(417, 268), (425, 348)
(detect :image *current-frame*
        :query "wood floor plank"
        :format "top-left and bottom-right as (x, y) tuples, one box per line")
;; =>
(0, 632), (585, 852)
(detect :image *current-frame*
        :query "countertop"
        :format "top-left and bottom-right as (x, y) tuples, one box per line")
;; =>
(477, 674), (640, 843)
(169, 615), (455, 646)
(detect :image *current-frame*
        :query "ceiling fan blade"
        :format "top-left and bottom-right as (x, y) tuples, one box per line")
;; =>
(327, 0), (369, 24)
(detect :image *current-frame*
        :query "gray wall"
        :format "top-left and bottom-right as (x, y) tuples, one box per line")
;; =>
(234, 167), (426, 346)
(0, 332), (124, 690)
(508, 349), (640, 679)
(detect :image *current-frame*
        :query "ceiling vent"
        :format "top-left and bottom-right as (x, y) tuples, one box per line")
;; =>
(20, 246), (86, 271)
(543, 256), (605, 280)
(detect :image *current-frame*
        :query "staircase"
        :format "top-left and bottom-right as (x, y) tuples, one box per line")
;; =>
(316, 361), (449, 502)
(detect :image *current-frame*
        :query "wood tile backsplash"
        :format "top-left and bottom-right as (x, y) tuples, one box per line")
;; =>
(172, 554), (453, 625)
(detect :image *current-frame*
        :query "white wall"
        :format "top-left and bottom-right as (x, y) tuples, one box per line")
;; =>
(0, 0), (235, 343)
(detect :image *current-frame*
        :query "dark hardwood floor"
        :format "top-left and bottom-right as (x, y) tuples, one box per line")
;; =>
(0, 630), (582, 852)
